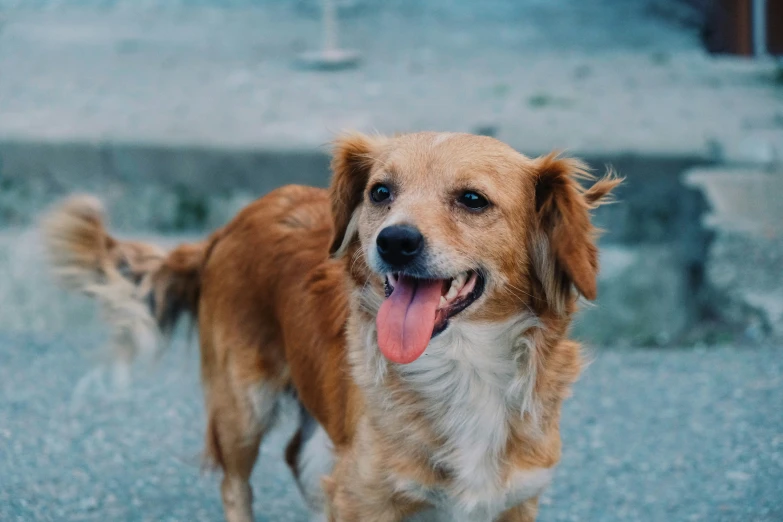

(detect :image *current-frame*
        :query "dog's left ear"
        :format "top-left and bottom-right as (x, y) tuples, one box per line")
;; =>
(531, 153), (621, 310)
(329, 133), (384, 257)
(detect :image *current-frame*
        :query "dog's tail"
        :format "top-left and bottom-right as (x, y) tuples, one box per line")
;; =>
(41, 194), (208, 364)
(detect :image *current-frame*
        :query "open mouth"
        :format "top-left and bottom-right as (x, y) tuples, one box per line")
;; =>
(375, 270), (485, 365)
(384, 270), (485, 334)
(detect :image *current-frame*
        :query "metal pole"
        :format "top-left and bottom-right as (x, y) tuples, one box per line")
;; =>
(752, 0), (767, 57)
(296, 0), (360, 70)
(323, 0), (337, 53)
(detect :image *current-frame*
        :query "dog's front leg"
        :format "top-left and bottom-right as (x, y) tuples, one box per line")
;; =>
(323, 446), (426, 522)
(322, 455), (402, 522)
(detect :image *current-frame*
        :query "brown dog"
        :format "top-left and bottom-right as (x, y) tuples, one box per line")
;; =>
(42, 132), (620, 522)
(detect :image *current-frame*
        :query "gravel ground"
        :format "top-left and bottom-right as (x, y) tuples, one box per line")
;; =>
(1, 329), (781, 522)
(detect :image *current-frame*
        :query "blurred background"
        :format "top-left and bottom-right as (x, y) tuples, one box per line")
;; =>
(0, 1), (781, 521)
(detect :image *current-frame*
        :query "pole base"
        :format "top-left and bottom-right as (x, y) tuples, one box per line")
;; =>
(296, 49), (361, 71)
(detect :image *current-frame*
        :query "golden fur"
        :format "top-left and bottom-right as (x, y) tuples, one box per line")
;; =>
(41, 132), (620, 522)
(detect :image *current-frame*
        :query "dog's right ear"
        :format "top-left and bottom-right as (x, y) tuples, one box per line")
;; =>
(329, 133), (383, 257)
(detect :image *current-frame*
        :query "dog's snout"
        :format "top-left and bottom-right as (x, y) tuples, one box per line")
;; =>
(376, 225), (423, 268)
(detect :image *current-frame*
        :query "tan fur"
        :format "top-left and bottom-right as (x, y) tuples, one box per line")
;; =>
(41, 132), (620, 522)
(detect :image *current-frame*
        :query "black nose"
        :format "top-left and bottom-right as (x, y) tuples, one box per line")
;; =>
(376, 225), (424, 268)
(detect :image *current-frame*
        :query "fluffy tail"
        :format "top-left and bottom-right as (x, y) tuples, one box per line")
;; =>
(41, 195), (207, 364)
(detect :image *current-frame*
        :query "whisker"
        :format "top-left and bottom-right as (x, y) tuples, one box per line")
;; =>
(506, 281), (535, 300)
(502, 281), (537, 316)
(350, 249), (366, 274)
(459, 253), (537, 316)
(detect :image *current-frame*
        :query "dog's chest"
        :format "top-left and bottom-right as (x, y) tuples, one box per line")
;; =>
(392, 320), (547, 517)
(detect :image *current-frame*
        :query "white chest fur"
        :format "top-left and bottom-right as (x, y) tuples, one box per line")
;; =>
(391, 314), (547, 519)
(402, 466), (554, 522)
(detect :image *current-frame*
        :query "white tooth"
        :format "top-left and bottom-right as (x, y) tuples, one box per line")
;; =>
(439, 296), (447, 308)
(388, 273), (397, 286)
(445, 280), (459, 301)
(446, 272), (467, 300)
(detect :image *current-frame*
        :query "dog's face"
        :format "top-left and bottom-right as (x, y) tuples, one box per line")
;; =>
(329, 132), (619, 364)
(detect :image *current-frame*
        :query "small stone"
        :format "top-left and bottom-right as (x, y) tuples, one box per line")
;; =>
(725, 471), (751, 481)
(78, 497), (99, 511)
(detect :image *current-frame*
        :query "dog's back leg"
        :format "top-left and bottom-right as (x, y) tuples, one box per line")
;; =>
(200, 315), (288, 522)
(203, 359), (284, 522)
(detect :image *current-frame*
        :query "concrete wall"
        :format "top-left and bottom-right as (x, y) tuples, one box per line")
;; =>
(0, 139), (723, 346)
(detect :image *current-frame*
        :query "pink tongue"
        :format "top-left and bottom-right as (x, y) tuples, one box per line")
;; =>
(376, 276), (443, 364)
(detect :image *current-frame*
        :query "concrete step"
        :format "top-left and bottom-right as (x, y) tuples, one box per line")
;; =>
(684, 166), (783, 342)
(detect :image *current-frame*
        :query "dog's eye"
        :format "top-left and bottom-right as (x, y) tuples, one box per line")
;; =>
(370, 184), (392, 203)
(458, 191), (489, 210)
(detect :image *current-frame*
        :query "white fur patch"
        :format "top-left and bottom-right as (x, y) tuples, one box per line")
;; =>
(397, 467), (552, 522)
(298, 424), (335, 515)
(531, 234), (567, 315)
(393, 314), (543, 517)
(247, 382), (279, 434)
(504, 467), (554, 509)
(333, 210), (362, 258)
(432, 132), (457, 147)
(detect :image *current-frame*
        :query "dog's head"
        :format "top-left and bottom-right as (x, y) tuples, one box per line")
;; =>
(329, 132), (620, 364)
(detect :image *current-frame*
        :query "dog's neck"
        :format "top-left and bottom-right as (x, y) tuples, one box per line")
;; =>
(394, 314), (542, 427)
(350, 303), (543, 509)
(400, 315), (541, 500)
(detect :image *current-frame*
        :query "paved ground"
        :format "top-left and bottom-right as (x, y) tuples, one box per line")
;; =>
(1, 329), (781, 522)
(2, 231), (782, 521)
(0, 0), (781, 159)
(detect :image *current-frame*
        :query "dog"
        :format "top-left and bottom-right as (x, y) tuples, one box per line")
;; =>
(42, 131), (620, 522)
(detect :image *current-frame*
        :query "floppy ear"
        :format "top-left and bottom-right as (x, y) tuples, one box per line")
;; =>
(531, 152), (621, 311)
(329, 133), (383, 257)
